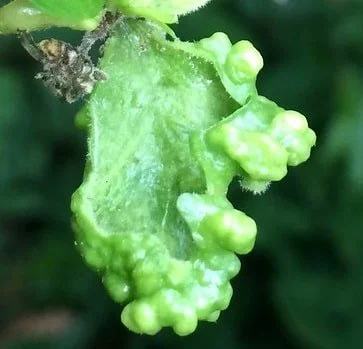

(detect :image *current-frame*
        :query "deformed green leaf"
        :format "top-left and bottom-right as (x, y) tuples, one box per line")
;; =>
(71, 18), (315, 335)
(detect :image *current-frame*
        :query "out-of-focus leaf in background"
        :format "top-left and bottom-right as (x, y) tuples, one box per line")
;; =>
(29, 0), (104, 21)
(1, 0), (362, 348)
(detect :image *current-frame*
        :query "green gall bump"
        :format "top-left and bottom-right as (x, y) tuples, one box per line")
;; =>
(270, 111), (317, 166)
(103, 274), (131, 302)
(200, 210), (257, 254)
(132, 265), (164, 296)
(198, 32), (232, 63)
(177, 193), (233, 231)
(187, 33), (260, 104)
(215, 283), (233, 310)
(122, 302), (160, 335)
(167, 259), (192, 287)
(173, 307), (198, 336)
(225, 41), (264, 84)
(81, 245), (108, 269)
(207, 124), (289, 181)
(206, 310), (221, 322)
(204, 95), (315, 185)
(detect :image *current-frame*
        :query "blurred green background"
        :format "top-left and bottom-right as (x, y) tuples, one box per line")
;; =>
(1, 0), (362, 348)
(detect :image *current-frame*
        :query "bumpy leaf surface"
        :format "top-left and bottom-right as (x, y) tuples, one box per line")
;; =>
(71, 18), (316, 335)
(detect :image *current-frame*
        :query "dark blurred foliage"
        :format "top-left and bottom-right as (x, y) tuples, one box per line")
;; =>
(1, 0), (362, 348)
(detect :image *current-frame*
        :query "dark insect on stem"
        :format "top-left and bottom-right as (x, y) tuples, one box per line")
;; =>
(18, 12), (119, 104)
